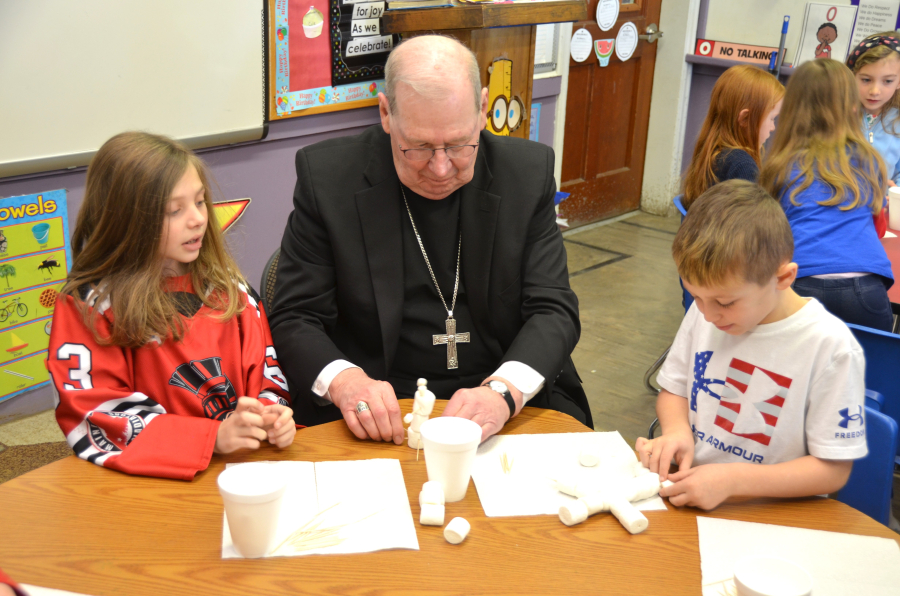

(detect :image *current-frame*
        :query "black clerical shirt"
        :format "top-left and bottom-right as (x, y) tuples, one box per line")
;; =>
(387, 187), (495, 400)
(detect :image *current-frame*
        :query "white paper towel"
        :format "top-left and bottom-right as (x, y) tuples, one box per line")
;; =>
(471, 432), (667, 517)
(697, 516), (900, 595)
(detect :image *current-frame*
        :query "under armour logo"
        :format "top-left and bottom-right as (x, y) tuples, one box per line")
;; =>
(838, 406), (865, 429)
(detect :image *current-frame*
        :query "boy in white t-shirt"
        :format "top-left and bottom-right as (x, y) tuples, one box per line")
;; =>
(637, 180), (868, 510)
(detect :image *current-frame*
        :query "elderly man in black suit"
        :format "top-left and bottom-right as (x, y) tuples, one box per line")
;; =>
(269, 35), (591, 444)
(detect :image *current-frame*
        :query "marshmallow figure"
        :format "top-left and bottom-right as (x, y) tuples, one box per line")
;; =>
(407, 378), (436, 450)
(556, 462), (661, 534)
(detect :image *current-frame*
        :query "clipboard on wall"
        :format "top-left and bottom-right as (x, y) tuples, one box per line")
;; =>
(268, 0), (397, 119)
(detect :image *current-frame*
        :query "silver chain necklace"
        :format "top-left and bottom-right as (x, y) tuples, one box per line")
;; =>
(401, 186), (470, 369)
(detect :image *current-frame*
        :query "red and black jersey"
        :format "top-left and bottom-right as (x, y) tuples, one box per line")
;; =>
(48, 275), (291, 481)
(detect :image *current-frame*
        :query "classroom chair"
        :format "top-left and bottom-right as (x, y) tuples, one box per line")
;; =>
(835, 406), (899, 526)
(846, 323), (900, 465)
(260, 247), (281, 312)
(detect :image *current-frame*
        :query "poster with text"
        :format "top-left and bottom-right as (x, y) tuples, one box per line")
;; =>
(273, 0), (388, 116)
(0, 190), (71, 403)
(794, 3), (859, 65)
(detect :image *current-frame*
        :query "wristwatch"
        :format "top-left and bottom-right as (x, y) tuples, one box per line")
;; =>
(482, 380), (515, 420)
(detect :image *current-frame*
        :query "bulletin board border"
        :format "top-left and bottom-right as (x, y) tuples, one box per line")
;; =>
(267, 0), (381, 120)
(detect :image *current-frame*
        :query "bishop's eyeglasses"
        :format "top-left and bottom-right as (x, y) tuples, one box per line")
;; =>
(398, 142), (479, 162)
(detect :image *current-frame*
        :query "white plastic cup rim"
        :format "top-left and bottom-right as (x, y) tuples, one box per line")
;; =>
(420, 417), (482, 452)
(888, 186), (900, 199)
(732, 556), (812, 596)
(217, 463), (287, 504)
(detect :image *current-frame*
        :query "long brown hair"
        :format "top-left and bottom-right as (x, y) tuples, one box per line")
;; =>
(63, 132), (245, 347)
(759, 59), (887, 213)
(847, 31), (900, 134)
(682, 65), (784, 208)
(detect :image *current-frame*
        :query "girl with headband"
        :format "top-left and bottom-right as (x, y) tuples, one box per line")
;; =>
(847, 33), (900, 199)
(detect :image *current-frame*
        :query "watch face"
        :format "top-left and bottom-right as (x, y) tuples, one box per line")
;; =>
(489, 380), (509, 394)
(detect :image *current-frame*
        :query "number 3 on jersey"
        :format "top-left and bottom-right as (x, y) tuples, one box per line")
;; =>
(264, 346), (289, 392)
(57, 343), (94, 390)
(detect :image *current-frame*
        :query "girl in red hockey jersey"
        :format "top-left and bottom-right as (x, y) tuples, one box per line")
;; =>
(48, 132), (295, 480)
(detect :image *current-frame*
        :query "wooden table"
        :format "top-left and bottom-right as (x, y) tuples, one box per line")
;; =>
(1, 402), (897, 596)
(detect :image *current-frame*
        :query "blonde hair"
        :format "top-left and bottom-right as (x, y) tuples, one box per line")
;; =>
(673, 180), (793, 287)
(847, 31), (900, 134)
(759, 59), (887, 213)
(63, 132), (246, 347)
(682, 65), (784, 208)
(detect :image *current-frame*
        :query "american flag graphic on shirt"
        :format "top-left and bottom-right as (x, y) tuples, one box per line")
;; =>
(714, 358), (792, 446)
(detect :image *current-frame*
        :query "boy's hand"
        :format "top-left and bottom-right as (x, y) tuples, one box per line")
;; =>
(215, 397), (267, 454)
(660, 464), (735, 510)
(635, 430), (694, 481)
(261, 403), (296, 448)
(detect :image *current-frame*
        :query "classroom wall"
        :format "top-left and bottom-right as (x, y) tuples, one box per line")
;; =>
(705, 0), (853, 65)
(641, 0), (701, 215)
(0, 77), (561, 420)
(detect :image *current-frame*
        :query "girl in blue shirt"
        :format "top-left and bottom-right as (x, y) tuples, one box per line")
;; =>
(759, 59), (894, 331)
(848, 33), (900, 185)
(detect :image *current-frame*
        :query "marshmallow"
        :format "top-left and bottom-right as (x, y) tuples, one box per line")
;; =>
(409, 413), (427, 433)
(419, 482), (445, 506)
(558, 491), (611, 526)
(622, 473), (661, 502)
(417, 378), (428, 387)
(578, 446), (601, 467)
(444, 517), (470, 544)
(609, 499), (648, 534)
(407, 429), (422, 449)
(419, 503), (445, 526)
(628, 460), (653, 477)
(404, 413), (414, 425)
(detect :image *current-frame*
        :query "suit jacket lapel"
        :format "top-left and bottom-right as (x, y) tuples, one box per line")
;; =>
(356, 135), (404, 376)
(460, 148), (499, 336)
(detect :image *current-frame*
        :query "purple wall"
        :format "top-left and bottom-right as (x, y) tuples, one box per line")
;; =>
(681, 57), (792, 173)
(0, 77), (561, 418)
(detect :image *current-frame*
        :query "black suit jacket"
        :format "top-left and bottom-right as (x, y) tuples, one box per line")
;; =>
(269, 125), (590, 426)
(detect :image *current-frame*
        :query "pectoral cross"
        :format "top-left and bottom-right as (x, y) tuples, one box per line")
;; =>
(433, 317), (470, 369)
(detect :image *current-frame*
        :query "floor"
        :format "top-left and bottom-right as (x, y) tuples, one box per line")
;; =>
(1, 210), (897, 525)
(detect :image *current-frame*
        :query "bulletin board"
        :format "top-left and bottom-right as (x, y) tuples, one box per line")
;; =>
(268, 0), (398, 119)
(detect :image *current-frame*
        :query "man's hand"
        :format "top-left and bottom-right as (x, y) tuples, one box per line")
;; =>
(659, 464), (736, 510)
(635, 429), (695, 481)
(260, 403), (296, 448)
(329, 368), (404, 444)
(215, 397), (267, 454)
(443, 377), (522, 442)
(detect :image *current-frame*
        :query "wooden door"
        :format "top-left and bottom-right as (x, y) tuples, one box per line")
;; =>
(560, 0), (663, 227)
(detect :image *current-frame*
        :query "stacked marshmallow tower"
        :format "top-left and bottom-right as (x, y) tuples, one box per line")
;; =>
(405, 378), (436, 449)
(419, 480), (445, 526)
(557, 458), (663, 534)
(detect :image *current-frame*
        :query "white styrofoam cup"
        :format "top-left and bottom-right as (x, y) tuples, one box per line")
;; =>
(419, 416), (482, 502)
(218, 462), (287, 558)
(888, 186), (900, 230)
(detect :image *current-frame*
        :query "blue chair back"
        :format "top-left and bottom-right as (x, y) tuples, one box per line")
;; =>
(674, 195), (687, 217)
(836, 406), (899, 526)
(847, 323), (900, 462)
(673, 195), (693, 312)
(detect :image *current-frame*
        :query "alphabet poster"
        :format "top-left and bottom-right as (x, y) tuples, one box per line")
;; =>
(0, 190), (71, 403)
(794, 3), (859, 65)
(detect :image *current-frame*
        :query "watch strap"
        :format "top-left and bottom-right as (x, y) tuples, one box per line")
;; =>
(483, 381), (516, 420)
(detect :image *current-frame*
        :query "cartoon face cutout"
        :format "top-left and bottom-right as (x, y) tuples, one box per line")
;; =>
(817, 23), (837, 45)
(486, 59), (526, 136)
